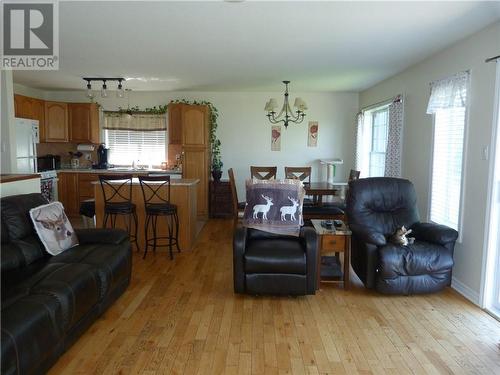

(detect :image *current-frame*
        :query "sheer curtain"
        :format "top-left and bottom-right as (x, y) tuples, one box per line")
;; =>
(103, 113), (167, 131)
(384, 95), (404, 177)
(426, 71), (469, 114)
(354, 112), (363, 172)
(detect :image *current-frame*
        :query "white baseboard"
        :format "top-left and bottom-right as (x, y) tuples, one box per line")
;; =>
(451, 276), (480, 305)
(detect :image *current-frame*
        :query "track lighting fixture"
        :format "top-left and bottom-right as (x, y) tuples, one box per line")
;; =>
(82, 77), (126, 99)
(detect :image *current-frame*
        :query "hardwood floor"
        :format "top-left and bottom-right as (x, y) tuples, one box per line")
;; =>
(50, 219), (500, 374)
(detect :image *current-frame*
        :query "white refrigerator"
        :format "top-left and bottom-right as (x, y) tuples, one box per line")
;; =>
(15, 118), (40, 173)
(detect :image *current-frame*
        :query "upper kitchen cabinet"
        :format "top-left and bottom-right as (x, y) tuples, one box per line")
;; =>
(167, 103), (210, 146)
(168, 103), (182, 144)
(69, 103), (100, 143)
(14, 94), (46, 141)
(44, 101), (69, 142)
(182, 105), (209, 146)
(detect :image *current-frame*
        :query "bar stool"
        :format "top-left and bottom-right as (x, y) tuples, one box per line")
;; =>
(99, 174), (139, 251)
(138, 175), (180, 260)
(79, 198), (96, 228)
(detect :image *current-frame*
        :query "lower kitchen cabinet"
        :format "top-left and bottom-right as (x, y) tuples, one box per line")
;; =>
(57, 173), (79, 217)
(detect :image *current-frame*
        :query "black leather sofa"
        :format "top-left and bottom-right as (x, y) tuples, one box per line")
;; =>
(346, 178), (458, 294)
(233, 226), (317, 295)
(1, 193), (132, 375)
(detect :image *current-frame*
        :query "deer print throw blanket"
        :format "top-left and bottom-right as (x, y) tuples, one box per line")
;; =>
(30, 201), (79, 255)
(243, 179), (305, 236)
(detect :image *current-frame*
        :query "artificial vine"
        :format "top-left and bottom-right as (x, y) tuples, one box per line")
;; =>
(116, 104), (168, 115)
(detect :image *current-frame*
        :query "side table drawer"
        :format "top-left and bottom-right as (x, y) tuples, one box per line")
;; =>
(321, 235), (345, 252)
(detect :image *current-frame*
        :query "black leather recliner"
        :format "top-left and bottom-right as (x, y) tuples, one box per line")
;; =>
(346, 178), (458, 294)
(233, 226), (317, 295)
(1, 193), (132, 375)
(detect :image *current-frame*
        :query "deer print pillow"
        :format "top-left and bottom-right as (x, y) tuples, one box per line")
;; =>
(30, 202), (79, 255)
(243, 179), (305, 236)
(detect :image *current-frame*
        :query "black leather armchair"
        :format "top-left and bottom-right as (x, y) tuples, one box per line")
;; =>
(1, 193), (132, 375)
(346, 178), (458, 294)
(233, 226), (317, 295)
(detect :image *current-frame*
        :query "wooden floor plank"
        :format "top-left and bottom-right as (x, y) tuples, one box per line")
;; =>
(47, 219), (500, 375)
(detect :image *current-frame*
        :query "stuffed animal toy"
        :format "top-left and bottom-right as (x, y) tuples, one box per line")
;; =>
(389, 226), (415, 246)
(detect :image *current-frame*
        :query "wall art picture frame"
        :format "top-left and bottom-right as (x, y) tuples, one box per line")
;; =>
(308, 121), (318, 147)
(271, 125), (281, 151)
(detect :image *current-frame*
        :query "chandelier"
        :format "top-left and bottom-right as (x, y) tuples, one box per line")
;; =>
(265, 81), (307, 129)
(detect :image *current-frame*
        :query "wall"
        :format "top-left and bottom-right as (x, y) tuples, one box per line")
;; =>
(359, 21), (500, 303)
(36, 90), (359, 197)
(1, 71), (17, 173)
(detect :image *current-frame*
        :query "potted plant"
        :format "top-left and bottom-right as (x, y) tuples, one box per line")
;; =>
(211, 139), (223, 181)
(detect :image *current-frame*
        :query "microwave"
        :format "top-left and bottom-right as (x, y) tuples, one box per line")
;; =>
(37, 154), (61, 172)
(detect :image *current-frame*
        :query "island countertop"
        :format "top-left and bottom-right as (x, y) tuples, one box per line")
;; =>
(0, 174), (41, 183)
(57, 168), (182, 175)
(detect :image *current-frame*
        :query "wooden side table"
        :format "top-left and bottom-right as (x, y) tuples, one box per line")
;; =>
(209, 180), (233, 218)
(311, 219), (351, 289)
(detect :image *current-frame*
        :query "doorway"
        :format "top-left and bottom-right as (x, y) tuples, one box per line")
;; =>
(482, 58), (500, 318)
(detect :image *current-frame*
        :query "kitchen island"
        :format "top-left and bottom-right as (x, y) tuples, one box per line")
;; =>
(93, 178), (199, 252)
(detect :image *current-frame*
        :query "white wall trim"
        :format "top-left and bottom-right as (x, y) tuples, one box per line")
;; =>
(451, 276), (480, 305)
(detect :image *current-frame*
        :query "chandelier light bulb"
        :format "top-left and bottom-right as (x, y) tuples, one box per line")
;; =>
(101, 81), (108, 98)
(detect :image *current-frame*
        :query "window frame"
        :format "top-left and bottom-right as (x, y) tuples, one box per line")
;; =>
(368, 106), (390, 177)
(427, 92), (470, 242)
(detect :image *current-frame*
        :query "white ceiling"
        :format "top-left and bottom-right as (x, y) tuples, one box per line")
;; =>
(13, 1), (500, 92)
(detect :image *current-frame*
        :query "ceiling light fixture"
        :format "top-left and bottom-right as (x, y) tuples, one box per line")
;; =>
(82, 77), (126, 99)
(265, 81), (307, 129)
(85, 79), (94, 99)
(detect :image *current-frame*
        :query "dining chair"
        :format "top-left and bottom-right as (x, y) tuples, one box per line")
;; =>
(349, 169), (361, 182)
(285, 166), (313, 204)
(284, 167), (311, 184)
(250, 166), (277, 180)
(228, 168), (245, 228)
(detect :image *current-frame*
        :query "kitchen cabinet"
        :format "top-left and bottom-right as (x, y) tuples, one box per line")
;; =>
(209, 180), (232, 218)
(44, 101), (69, 142)
(69, 103), (100, 143)
(14, 94), (46, 141)
(183, 146), (209, 218)
(168, 103), (182, 144)
(57, 172), (79, 217)
(182, 105), (209, 146)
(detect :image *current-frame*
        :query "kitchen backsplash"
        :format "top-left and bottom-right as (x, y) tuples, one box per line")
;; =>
(37, 143), (97, 169)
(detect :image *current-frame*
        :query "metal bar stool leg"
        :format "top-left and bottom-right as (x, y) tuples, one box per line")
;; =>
(174, 211), (180, 253)
(152, 215), (158, 253)
(132, 210), (139, 252)
(167, 214), (174, 260)
(143, 213), (151, 259)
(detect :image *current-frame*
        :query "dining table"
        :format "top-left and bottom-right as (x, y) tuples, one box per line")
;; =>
(303, 182), (348, 206)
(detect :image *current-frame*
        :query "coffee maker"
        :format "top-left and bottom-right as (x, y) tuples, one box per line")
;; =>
(94, 144), (109, 169)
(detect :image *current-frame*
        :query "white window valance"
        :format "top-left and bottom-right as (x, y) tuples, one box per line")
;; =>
(103, 112), (167, 131)
(426, 71), (469, 114)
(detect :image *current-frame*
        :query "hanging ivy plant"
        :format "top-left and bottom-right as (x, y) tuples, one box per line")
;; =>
(115, 104), (168, 114)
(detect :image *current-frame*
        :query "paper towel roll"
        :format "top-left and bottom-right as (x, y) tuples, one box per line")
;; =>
(77, 144), (95, 152)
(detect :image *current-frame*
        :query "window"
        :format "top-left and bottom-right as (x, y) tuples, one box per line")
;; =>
(369, 108), (389, 177)
(104, 129), (166, 167)
(429, 107), (466, 230)
(427, 71), (469, 231)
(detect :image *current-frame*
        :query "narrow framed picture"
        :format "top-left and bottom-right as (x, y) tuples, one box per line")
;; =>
(271, 125), (281, 151)
(308, 121), (318, 147)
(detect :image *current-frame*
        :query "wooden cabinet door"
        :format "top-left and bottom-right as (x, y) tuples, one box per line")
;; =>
(45, 101), (68, 142)
(182, 105), (208, 146)
(69, 103), (99, 143)
(14, 94), (33, 119)
(58, 173), (79, 217)
(168, 103), (182, 144)
(183, 147), (209, 218)
(31, 98), (46, 141)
